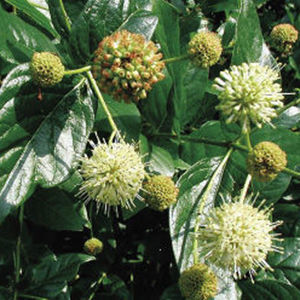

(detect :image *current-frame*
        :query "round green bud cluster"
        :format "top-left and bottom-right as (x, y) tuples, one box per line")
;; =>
(188, 31), (222, 68)
(79, 139), (145, 212)
(247, 141), (287, 182)
(270, 23), (298, 55)
(198, 197), (282, 280)
(178, 263), (218, 300)
(30, 52), (65, 87)
(84, 238), (103, 256)
(213, 63), (284, 128)
(142, 175), (179, 211)
(92, 30), (165, 103)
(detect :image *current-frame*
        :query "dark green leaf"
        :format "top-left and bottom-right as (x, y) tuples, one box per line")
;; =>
(0, 7), (57, 71)
(5, 0), (59, 38)
(0, 64), (96, 223)
(26, 188), (90, 231)
(25, 253), (95, 297)
(160, 284), (184, 300)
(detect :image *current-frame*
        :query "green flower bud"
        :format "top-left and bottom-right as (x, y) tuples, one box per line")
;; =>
(92, 30), (165, 103)
(30, 52), (65, 87)
(213, 63), (284, 128)
(142, 175), (178, 211)
(188, 31), (222, 68)
(198, 196), (282, 280)
(84, 238), (103, 256)
(270, 23), (298, 56)
(178, 263), (217, 300)
(247, 141), (287, 182)
(79, 139), (145, 212)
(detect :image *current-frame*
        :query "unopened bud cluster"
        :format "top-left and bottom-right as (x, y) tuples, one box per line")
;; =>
(84, 238), (103, 256)
(270, 23), (298, 56)
(188, 31), (222, 68)
(247, 141), (287, 182)
(30, 52), (65, 87)
(92, 30), (165, 103)
(178, 263), (217, 300)
(142, 175), (178, 211)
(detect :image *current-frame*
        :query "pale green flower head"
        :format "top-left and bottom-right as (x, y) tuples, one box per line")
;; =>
(198, 196), (282, 281)
(79, 139), (145, 212)
(214, 63), (284, 128)
(178, 263), (218, 300)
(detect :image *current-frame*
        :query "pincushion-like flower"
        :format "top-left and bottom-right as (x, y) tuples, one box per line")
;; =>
(30, 52), (65, 87)
(142, 175), (179, 211)
(188, 31), (222, 68)
(270, 23), (298, 55)
(247, 141), (287, 182)
(198, 196), (282, 280)
(92, 30), (165, 103)
(84, 238), (103, 256)
(178, 263), (217, 300)
(79, 139), (145, 211)
(213, 63), (284, 128)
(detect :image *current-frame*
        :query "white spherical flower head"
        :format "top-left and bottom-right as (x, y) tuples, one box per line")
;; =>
(213, 63), (284, 127)
(79, 139), (145, 212)
(198, 196), (282, 281)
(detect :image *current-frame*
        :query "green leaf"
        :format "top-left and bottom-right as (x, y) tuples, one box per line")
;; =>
(4, 0), (59, 38)
(24, 253), (95, 297)
(0, 64), (96, 223)
(231, 0), (273, 65)
(273, 106), (300, 129)
(0, 7), (57, 72)
(26, 188), (90, 231)
(169, 153), (240, 299)
(118, 9), (158, 40)
(160, 284), (184, 300)
(68, 0), (132, 64)
(95, 94), (141, 141)
(153, 0), (186, 133)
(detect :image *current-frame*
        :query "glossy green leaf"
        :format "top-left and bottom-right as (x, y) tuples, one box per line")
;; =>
(232, 0), (273, 65)
(5, 0), (59, 38)
(169, 153), (240, 299)
(153, 0), (186, 133)
(0, 7), (57, 71)
(24, 253), (95, 297)
(273, 106), (300, 129)
(0, 64), (96, 223)
(26, 188), (90, 231)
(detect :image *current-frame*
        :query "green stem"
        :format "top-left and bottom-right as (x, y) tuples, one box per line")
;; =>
(86, 71), (120, 137)
(18, 294), (47, 300)
(28, 1), (48, 10)
(88, 273), (107, 300)
(89, 202), (94, 238)
(283, 167), (300, 179)
(277, 97), (300, 115)
(13, 205), (24, 300)
(239, 174), (252, 203)
(12, 5), (17, 14)
(64, 66), (91, 75)
(192, 148), (233, 264)
(162, 54), (190, 64)
(58, 0), (71, 31)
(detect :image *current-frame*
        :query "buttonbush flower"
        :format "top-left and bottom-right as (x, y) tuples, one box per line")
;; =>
(30, 52), (65, 87)
(142, 175), (179, 211)
(198, 196), (282, 280)
(213, 63), (284, 128)
(178, 263), (217, 300)
(79, 138), (145, 212)
(188, 31), (222, 68)
(270, 23), (298, 55)
(84, 238), (103, 256)
(247, 141), (287, 182)
(92, 30), (165, 103)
